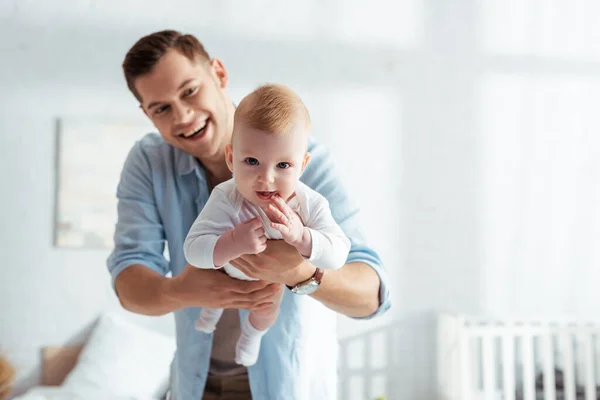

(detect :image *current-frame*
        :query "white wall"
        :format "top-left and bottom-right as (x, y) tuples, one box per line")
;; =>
(2, 1), (600, 399)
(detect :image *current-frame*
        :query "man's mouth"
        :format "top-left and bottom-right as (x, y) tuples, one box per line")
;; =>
(179, 119), (209, 140)
(256, 191), (278, 200)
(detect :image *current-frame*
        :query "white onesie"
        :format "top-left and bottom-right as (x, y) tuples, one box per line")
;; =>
(184, 178), (350, 277)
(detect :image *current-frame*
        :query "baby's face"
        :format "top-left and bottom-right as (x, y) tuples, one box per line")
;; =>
(227, 120), (309, 206)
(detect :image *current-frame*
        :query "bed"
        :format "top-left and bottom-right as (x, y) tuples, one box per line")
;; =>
(13, 313), (175, 400)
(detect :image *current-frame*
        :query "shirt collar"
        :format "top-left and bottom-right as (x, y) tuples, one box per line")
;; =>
(175, 147), (204, 178)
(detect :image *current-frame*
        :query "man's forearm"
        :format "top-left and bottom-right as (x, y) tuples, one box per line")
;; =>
(114, 264), (181, 316)
(310, 262), (381, 318)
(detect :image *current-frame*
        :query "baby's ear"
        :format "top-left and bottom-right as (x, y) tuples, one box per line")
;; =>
(225, 144), (234, 172)
(301, 152), (311, 173)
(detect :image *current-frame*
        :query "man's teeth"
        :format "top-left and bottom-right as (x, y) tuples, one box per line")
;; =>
(182, 122), (207, 138)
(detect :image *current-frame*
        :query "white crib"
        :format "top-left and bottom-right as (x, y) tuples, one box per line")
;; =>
(437, 314), (600, 400)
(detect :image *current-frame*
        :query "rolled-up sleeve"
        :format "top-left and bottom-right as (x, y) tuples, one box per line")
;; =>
(301, 140), (392, 319)
(106, 141), (169, 290)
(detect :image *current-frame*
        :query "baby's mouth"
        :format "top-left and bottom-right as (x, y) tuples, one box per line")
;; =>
(256, 191), (278, 200)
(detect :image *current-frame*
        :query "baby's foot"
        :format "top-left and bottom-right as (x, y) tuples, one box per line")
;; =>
(235, 315), (267, 366)
(195, 308), (223, 333)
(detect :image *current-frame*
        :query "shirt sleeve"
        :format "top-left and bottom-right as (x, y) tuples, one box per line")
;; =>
(183, 187), (237, 269)
(106, 141), (169, 289)
(301, 140), (392, 320)
(304, 194), (351, 270)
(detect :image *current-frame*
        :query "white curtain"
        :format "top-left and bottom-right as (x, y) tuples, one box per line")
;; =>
(481, 0), (600, 316)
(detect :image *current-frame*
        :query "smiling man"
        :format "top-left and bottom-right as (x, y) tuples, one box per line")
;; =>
(107, 30), (391, 400)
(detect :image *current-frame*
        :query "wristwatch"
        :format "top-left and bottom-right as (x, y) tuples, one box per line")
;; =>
(287, 268), (324, 295)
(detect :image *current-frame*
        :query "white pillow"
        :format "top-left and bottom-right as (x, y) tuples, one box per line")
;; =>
(61, 313), (175, 399)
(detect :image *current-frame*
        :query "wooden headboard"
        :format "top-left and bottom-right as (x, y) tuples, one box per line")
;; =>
(41, 345), (84, 386)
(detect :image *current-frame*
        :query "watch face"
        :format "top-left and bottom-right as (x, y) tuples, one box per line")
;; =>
(292, 280), (319, 295)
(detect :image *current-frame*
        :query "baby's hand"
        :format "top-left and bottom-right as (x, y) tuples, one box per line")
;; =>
(231, 217), (267, 255)
(265, 196), (305, 246)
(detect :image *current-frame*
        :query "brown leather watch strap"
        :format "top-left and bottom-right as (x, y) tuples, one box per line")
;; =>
(287, 267), (323, 289)
(313, 267), (324, 284)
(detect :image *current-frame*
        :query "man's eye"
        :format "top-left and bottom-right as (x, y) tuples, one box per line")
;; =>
(277, 162), (290, 169)
(184, 87), (196, 96)
(155, 105), (169, 115)
(245, 158), (259, 165)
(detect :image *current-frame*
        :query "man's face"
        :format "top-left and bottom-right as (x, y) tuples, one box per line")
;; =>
(135, 49), (233, 160)
(226, 120), (310, 207)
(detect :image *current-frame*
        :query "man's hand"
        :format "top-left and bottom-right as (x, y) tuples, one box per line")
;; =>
(164, 264), (280, 312)
(231, 217), (267, 255)
(229, 240), (316, 287)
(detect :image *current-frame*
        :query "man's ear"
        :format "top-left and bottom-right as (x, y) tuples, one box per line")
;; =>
(209, 58), (228, 89)
(225, 144), (234, 173)
(301, 152), (311, 174)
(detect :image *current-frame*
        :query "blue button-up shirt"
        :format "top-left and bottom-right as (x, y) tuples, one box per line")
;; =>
(107, 133), (391, 400)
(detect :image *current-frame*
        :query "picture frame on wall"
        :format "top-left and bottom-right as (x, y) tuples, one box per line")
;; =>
(53, 118), (154, 249)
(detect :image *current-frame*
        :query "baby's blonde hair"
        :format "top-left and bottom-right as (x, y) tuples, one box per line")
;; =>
(234, 83), (311, 135)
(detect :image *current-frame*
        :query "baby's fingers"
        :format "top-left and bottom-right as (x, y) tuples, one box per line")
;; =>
(270, 222), (289, 235)
(267, 203), (289, 225)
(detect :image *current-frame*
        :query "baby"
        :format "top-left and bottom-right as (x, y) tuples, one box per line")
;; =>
(183, 83), (350, 366)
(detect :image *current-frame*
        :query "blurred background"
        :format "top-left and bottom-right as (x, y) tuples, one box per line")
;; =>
(1, 1), (599, 399)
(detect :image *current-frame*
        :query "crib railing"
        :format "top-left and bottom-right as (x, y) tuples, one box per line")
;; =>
(438, 314), (600, 400)
(338, 324), (395, 400)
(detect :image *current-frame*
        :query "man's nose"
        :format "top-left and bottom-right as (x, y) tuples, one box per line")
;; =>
(173, 103), (194, 127)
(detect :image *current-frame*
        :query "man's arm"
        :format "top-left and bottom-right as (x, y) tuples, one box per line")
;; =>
(115, 264), (282, 316)
(312, 262), (380, 317)
(230, 241), (381, 318)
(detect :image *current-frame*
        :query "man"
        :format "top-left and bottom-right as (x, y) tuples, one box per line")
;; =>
(108, 30), (391, 400)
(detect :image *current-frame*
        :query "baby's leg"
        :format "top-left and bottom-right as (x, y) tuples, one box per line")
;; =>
(195, 307), (224, 333)
(235, 285), (285, 366)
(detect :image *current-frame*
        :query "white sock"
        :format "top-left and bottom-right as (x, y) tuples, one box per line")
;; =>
(195, 308), (224, 333)
(235, 315), (268, 366)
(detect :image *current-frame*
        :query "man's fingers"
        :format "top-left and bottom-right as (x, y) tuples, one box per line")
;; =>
(231, 263), (257, 280)
(231, 300), (273, 311)
(229, 279), (272, 295)
(226, 285), (281, 309)
(246, 284), (280, 302)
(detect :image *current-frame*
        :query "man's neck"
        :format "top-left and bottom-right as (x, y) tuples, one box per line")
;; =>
(201, 156), (232, 189)
(201, 100), (236, 188)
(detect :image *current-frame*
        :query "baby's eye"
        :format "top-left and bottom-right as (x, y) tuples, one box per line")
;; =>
(277, 162), (291, 169)
(245, 158), (259, 166)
